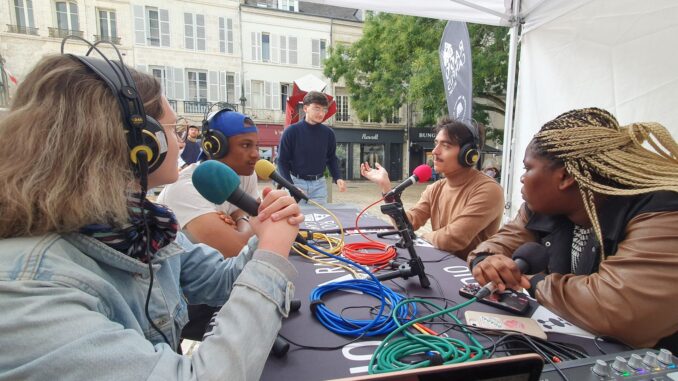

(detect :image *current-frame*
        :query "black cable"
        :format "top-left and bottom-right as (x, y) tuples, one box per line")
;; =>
(421, 253), (457, 264)
(144, 248), (171, 347)
(277, 332), (366, 351)
(137, 155), (171, 347)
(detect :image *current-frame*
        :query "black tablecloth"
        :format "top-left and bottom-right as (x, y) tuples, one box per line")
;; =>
(261, 232), (626, 381)
(299, 204), (393, 234)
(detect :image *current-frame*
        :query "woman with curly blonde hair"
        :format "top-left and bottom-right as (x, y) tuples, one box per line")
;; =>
(469, 107), (678, 351)
(0, 54), (302, 380)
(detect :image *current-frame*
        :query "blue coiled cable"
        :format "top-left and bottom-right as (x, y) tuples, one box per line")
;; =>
(305, 241), (398, 336)
(310, 278), (416, 336)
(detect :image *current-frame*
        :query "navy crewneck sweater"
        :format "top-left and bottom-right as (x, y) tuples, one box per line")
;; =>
(277, 119), (342, 183)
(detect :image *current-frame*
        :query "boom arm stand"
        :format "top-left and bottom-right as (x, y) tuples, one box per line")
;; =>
(375, 195), (430, 288)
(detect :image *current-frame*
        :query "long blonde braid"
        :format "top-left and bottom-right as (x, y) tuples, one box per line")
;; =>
(532, 107), (678, 259)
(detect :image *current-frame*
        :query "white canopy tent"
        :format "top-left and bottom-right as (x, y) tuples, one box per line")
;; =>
(307, 0), (678, 219)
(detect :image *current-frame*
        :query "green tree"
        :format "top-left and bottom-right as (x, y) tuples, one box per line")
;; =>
(324, 14), (509, 141)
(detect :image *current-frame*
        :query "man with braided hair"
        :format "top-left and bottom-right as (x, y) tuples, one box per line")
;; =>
(469, 107), (678, 351)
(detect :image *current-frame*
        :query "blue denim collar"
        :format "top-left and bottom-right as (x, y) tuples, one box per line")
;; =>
(63, 233), (184, 276)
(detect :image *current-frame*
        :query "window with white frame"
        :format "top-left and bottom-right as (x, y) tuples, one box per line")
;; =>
(184, 13), (205, 51)
(55, 1), (79, 32)
(279, 36), (297, 65)
(281, 83), (290, 111)
(261, 33), (271, 62)
(225, 73), (236, 103)
(136, 6), (169, 47)
(311, 39), (327, 67)
(150, 66), (167, 96)
(14, 0), (36, 32)
(97, 9), (117, 42)
(256, 0), (275, 8)
(252, 32), (273, 62)
(278, 0), (298, 12)
(219, 17), (233, 54)
(187, 70), (208, 102)
(147, 8), (160, 46)
(336, 95), (349, 121)
(250, 80), (264, 109)
(246, 79), (279, 110)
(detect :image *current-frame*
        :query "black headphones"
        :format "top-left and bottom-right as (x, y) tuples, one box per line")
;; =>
(61, 36), (168, 183)
(200, 104), (235, 160)
(61, 36), (172, 346)
(458, 122), (480, 167)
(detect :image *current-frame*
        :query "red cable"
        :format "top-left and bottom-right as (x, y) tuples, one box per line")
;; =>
(343, 241), (397, 266)
(354, 197), (386, 242)
(343, 197), (397, 266)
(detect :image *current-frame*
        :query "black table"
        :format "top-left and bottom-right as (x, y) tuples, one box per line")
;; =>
(299, 204), (394, 234)
(261, 233), (626, 381)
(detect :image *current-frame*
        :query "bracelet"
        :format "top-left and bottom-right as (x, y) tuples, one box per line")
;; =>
(235, 216), (250, 224)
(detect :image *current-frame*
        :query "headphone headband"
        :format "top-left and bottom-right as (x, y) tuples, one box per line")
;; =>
(60, 35), (167, 187)
(200, 104), (237, 160)
(454, 118), (480, 167)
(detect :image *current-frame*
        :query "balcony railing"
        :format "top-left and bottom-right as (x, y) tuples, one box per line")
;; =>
(168, 100), (177, 112)
(49, 27), (83, 39)
(94, 34), (121, 45)
(245, 108), (287, 124)
(183, 101), (238, 114)
(7, 24), (38, 35)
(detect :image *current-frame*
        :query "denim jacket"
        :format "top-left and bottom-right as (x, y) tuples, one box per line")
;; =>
(0, 232), (296, 380)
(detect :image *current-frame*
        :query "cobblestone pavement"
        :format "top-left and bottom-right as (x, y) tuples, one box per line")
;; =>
(258, 179), (434, 234)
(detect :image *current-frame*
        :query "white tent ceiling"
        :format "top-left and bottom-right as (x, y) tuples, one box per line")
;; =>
(306, 0), (678, 219)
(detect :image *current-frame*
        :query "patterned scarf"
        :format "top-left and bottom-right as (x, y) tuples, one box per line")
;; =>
(80, 193), (178, 263)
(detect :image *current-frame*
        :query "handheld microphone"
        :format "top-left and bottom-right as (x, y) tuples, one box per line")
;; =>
(192, 160), (307, 244)
(192, 160), (259, 216)
(255, 159), (309, 202)
(475, 242), (550, 299)
(384, 164), (432, 198)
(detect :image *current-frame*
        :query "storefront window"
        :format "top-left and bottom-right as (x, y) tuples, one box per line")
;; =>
(336, 143), (348, 180)
(351, 143), (361, 179)
(362, 144), (384, 167)
(425, 150), (437, 181)
(351, 143), (385, 179)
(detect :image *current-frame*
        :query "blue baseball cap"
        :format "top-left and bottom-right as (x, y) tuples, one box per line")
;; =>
(198, 110), (257, 160)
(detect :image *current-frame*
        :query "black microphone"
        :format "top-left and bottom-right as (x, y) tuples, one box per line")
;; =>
(192, 160), (307, 244)
(384, 164), (433, 198)
(475, 242), (550, 299)
(255, 160), (309, 202)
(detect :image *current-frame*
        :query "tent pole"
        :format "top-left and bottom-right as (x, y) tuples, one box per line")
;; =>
(449, 0), (511, 23)
(500, 0), (522, 222)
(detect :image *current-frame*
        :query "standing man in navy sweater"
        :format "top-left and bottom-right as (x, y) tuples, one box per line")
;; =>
(278, 91), (346, 203)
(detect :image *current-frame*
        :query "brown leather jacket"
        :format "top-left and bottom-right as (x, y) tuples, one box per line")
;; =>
(468, 191), (678, 350)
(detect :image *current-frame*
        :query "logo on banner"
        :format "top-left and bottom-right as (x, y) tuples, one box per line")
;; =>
(441, 40), (466, 101)
(439, 21), (472, 121)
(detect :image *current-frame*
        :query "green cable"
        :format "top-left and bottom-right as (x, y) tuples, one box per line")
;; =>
(368, 297), (488, 374)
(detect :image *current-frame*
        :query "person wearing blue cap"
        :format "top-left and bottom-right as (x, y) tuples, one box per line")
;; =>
(158, 109), (261, 258)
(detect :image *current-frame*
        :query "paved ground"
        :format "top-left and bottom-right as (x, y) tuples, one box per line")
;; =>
(258, 179), (433, 234)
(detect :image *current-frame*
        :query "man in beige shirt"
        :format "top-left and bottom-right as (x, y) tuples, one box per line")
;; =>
(361, 117), (504, 259)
